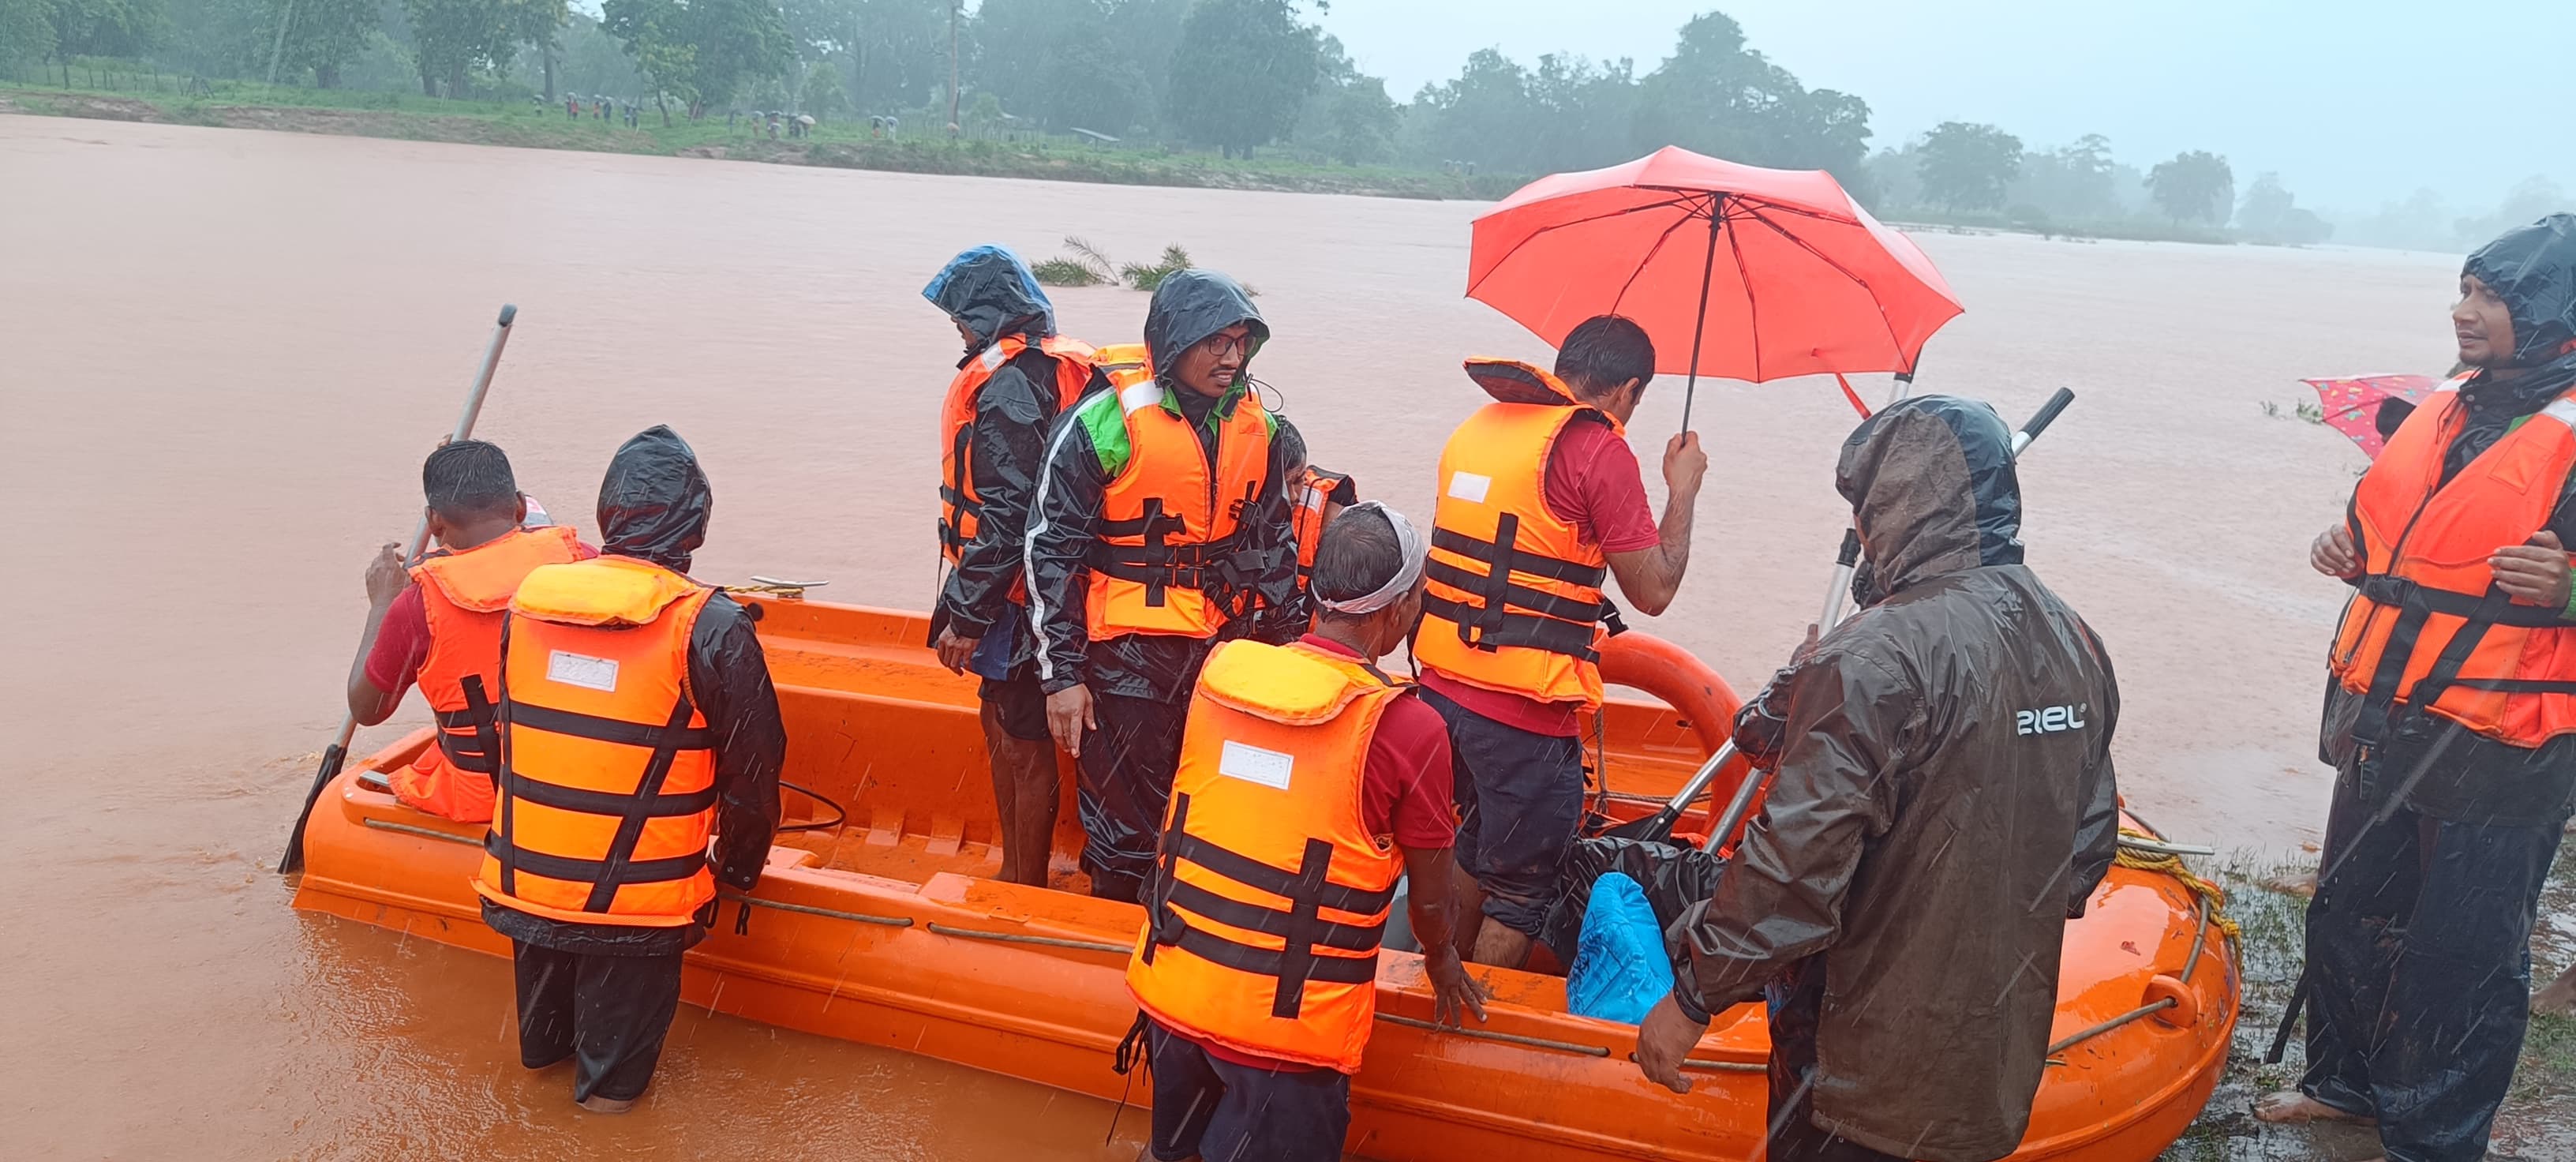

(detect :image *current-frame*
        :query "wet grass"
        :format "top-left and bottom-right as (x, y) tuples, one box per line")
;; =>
(0, 81), (1522, 201)
(2163, 837), (2576, 1160)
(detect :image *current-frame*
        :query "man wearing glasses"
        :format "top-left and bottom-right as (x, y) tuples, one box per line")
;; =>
(1024, 269), (1304, 903)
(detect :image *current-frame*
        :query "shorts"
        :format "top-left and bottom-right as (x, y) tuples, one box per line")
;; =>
(1148, 1022), (1351, 1162)
(1420, 684), (1585, 939)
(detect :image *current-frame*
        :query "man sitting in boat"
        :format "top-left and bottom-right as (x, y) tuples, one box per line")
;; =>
(1027, 269), (1302, 903)
(474, 425), (786, 1114)
(1634, 396), (2121, 1162)
(1414, 316), (1707, 968)
(923, 245), (1109, 887)
(1122, 501), (1486, 1162)
(1277, 416), (1357, 597)
(346, 439), (590, 823)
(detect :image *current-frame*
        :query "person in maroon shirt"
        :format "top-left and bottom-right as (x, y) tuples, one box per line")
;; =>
(1143, 503), (1485, 1162)
(1420, 315), (1705, 969)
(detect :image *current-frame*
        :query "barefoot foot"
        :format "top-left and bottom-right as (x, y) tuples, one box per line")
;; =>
(2252, 1090), (2373, 1126)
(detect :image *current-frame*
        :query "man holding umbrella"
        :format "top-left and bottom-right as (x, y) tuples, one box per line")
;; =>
(2267, 214), (2576, 1162)
(1415, 315), (1705, 968)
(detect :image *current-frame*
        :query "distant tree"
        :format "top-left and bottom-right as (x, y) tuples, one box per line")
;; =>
(1103, 0), (1187, 134)
(1526, 53), (1640, 174)
(2008, 133), (2117, 221)
(604, 0), (791, 122)
(44, 0), (167, 83)
(800, 54), (844, 117)
(404, 0), (516, 96)
(2453, 175), (2573, 249)
(1, 0), (57, 72)
(1294, 41), (1396, 167)
(1915, 122), (2022, 213)
(2147, 150), (2233, 225)
(503, 0), (567, 100)
(1163, 0), (1318, 158)
(975, 0), (1143, 133)
(1416, 47), (1533, 173)
(2236, 172), (2331, 245)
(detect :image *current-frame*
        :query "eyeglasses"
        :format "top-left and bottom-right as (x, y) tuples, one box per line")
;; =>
(1200, 332), (1252, 360)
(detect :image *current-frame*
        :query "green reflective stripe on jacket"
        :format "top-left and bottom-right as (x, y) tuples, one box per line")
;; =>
(1075, 379), (1271, 479)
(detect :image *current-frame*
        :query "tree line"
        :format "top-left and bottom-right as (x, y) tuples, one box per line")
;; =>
(1863, 123), (2333, 244)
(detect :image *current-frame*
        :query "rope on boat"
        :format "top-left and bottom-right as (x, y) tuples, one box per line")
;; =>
(2114, 827), (2241, 948)
(1376, 1014), (1611, 1057)
(361, 818), (480, 846)
(720, 891), (914, 928)
(2046, 999), (2178, 1056)
(926, 922), (1130, 954)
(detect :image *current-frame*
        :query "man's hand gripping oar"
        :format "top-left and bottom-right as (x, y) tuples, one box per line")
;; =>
(277, 305), (517, 875)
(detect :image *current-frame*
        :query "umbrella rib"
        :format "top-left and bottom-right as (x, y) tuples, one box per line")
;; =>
(1735, 204), (1913, 373)
(1727, 203), (1760, 380)
(1466, 194), (1704, 299)
(1608, 197), (1714, 316)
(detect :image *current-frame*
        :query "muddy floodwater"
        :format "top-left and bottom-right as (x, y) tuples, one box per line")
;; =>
(0, 115), (2468, 1157)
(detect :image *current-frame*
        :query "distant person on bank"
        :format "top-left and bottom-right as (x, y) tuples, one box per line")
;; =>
(474, 426), (784, 1113)
(2266, 214), (2576, 1162)
(348, 440), (590, 823)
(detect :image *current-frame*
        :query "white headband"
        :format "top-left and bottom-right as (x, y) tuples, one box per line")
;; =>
(1314, 501), (1427, 616)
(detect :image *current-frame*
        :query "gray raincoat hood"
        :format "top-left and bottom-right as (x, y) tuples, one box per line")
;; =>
(1838, 395), (2024, 605)
(597, 425), (711, 573)
(1142, 268), (1267, 384)
(923, 245), (1056, 350)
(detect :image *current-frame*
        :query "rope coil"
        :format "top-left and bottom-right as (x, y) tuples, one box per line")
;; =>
(2114, 827), (2242, 950)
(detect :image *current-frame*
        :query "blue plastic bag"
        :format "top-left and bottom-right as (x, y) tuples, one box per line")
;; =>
(1564, 872), (1675, 1025)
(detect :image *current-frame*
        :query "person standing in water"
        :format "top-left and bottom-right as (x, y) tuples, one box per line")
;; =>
(474, 426), (785, 1114)
(347, 440), (590, 823)
(1637, 396), (2121, 1162)
(1024, 269), (1301, 903)
(924, 245), (1107, 886)
(2265, 214), (2576, 1162)
(1413, 315), (1705, 968)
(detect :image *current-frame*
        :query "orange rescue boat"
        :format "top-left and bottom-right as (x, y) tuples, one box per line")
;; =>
(292, 594), (2237, 1161)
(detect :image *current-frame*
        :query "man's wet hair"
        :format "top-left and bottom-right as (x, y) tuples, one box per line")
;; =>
(1274, 416), (1309, 474)
(423, 440), (519, 520)
(1310, 505), (1404, 623)
(1555, 314), (1657, 400)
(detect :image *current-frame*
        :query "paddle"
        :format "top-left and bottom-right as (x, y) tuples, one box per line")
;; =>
(278, 303), (518, 875)
(1610, 388), (2078, 848)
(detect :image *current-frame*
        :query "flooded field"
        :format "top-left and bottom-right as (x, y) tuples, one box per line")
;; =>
(0, 114), (2479, 1157)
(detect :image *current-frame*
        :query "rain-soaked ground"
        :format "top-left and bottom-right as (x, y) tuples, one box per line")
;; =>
(2, 114), (2570, 1157)
(2166, 845), (2576, 1160)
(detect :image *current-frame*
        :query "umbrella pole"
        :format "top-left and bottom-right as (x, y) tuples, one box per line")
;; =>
(1677, 203), (1722, 432)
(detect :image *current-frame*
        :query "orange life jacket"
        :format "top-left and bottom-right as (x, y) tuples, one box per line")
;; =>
(2329, 377), (2576, 748)
(474, 557), (722, 928)
(1084, 380), (1277, 641)
(1095, 343), (1153, 390)
(1126, 639), (1407, 1074)
(1289, 466), (1351, 587)
(391, 525), (586, 823)
(1414, 359), (1623, 709)
(939, 333), (1099, 567)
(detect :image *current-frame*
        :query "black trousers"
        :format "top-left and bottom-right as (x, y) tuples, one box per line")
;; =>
(1075, 690), (1189, 903)
(1765, 961), (1905, 1162)
(1147, 1022), (1351, 1162)
(2299, 753), (2567, 1162)
(511, 941), (686, 1103)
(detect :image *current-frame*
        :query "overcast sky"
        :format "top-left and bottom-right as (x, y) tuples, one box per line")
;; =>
(1318, 0), (2565, 213)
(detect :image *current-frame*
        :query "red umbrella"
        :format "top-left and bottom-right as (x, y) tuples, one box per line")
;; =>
(1468, 145), (1964, 428)
(2303, 374), (2439, 459)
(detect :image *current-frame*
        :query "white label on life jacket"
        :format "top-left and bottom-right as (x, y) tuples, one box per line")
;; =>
(979, 344), (1008, 371)
(1446, 471), (1492, 504)
(547, 650), (620, 692)
(1217, 740), (1294, 790)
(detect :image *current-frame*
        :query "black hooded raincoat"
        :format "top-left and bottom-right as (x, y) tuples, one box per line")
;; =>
(1670, 397), (2121, 1162)
(924, 247), (1106, 657)
(481, 425), (788, 957)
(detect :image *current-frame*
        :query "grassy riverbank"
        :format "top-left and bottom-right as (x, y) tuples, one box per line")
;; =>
(2166, 842), (2574, 1160)
(0, 80), (1521, 200)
